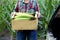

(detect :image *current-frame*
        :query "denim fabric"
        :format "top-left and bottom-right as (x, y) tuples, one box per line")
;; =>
(16, 30), (37, 40)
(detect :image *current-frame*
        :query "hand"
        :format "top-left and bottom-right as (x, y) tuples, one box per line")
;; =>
(35, 11), (41, 18)
(11, 12), (16, 19)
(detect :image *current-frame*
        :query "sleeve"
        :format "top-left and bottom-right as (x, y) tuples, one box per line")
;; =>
(34, 2), (39, 12)
(14, 1), (19, 12)
(34, 2), (43, 18)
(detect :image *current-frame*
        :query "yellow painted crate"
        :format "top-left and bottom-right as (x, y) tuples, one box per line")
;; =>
(11, 19), (38, 30)
(11, 12), (38, 30)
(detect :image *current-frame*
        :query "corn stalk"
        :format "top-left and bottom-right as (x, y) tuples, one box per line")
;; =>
(37, 0), (60, 39)
(0, 0), (16, 40)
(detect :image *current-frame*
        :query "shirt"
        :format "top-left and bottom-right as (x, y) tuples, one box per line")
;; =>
(15, 0), (39, 13)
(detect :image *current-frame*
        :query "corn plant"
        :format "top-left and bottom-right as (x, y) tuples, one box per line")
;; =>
(0, 0), (16, 40)
(37, 0), (60, 39)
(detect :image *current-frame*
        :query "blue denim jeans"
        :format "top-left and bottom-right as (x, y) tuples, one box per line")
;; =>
(16, 30), (37, 40)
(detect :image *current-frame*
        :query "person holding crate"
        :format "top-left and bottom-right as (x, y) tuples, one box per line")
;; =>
(11, 0), (41, 40)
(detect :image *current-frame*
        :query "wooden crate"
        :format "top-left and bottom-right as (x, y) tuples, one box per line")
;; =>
(11, 19), (38, 30)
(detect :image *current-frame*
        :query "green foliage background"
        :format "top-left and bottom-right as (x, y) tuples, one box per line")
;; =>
(37, 0), (60, 38)
(0, 0), (60, 39)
